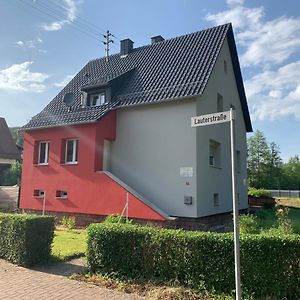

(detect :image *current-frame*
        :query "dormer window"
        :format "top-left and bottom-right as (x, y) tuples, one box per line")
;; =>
(86, 92), (106, 107)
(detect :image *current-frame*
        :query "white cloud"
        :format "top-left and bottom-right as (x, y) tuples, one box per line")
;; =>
(205, 5), (264, 31)
(0, 62), (48, 93)
(42, 0), (79, 31)
(15, 37), (44, 51)
(245, 61), (300, 120)
(239, 17), (300, 66)
(205, 1), (300, 122)
(53, 74), (74, 87)
(226, 0), (244, 6)
(205, 3), (300, 67)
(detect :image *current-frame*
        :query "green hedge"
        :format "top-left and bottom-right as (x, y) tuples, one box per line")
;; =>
(87, 223), (300, 298)
(0, 213), (55, 266)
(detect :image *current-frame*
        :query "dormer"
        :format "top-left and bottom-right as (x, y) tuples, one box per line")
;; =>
(80, 67), (136, 108)
(81, 88), (111, 108)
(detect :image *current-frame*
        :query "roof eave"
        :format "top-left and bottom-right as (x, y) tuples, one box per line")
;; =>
(226, 24), (253, 132)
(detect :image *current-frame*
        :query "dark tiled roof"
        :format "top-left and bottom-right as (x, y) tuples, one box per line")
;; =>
(0, 118), (20, 160)
(23, 23), (252, 132)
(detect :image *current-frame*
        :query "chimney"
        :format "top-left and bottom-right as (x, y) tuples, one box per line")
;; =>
(151, 35), (164, 44)
(120, 39), (134, 56)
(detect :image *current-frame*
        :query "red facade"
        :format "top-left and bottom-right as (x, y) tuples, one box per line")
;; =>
(20, 111), (165, 221)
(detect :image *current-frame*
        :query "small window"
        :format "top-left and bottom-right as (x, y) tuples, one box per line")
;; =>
(38, 141), (49, 165)
(217, 93), (223, 112)
(34, 189), (45, 198)
(236, 150), (241, 173)
(86, 92), (106, 107)
(224, 60), (227, 74)
(213, 193), (220, 207)
(56, 190), (68, 198)
(209, 140), (221, 168)
(65, 139), (78, 163)
(237, 193), (240, 205)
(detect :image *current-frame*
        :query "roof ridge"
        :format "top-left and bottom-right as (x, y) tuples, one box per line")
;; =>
(88, 23), (231, 63)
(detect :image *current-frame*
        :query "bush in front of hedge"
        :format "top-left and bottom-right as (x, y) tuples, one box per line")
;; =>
(86, 223), (300, 298)
(0, 213), (55, 266)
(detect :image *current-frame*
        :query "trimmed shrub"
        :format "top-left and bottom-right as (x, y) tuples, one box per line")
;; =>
(60, 216), (76, 230)
(239, 214), (260, 234)
(0, 213), (55, 266)
(103, 214), (134, 224)
(87, 223), (300, 298)
(248, 187), (271, 198)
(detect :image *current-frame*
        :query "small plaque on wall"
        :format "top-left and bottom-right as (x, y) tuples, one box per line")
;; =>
(180, 167), (193, 177)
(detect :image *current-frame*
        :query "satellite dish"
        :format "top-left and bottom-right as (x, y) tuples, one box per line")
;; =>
(63, 92), (76, 107)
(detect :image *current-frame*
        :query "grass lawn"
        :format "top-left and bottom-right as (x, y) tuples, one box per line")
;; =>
(256, 207), (300, 232)
(276, 197), (300, 208)
(52, 227), (87, 261)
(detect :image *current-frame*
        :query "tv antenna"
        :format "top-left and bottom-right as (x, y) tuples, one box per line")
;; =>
(103, 30), (114, 62)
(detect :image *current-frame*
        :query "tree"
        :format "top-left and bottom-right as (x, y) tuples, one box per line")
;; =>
(281, 156), (300, 190)
(0, 161), (22, 186)
(266, 142), (283, 188)
(247, 130), (272, 188)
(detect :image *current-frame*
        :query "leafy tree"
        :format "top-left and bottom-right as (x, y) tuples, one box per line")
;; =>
(281, 155), (300, 190)
(266, 142), (283, 188)
(0, 161), (22, 186)
(247, 130), (272, 188)
(9, 127), (23, 147)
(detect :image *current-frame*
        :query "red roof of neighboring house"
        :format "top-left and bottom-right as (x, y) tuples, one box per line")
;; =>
(0, 118), (20, 160)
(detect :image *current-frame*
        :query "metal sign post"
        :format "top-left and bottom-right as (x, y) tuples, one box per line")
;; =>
(230, 108), (241, 300)
(191, 108), (241, 300)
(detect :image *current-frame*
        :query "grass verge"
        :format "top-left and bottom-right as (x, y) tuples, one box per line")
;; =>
(70, 273), (233, 300)
(52, 227), (87, 261)
(256, 207), (300, 232)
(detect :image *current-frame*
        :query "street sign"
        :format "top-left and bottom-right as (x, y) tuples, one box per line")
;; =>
(191, 110), (234, 127)
(191, 108), (241, 300)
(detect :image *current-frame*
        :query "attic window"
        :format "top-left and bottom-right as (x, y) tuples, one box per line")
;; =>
(86, 92), (106, 107)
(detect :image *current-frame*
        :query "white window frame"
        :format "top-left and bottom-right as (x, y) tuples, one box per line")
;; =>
(65, 139), (78, 164)
(209, 139), (221, 168)
(87, 92), (106, 107)
(38, 141), (49, 165)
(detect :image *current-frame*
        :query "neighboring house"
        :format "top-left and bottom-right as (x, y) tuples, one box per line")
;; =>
(0, 118), (20, 181)
(20, 23), (252, 224)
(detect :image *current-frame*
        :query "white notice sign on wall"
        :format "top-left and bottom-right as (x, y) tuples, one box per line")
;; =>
(180, 167), (193, 177)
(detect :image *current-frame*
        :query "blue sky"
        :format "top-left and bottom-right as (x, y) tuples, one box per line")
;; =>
(0, 0), (299, 161)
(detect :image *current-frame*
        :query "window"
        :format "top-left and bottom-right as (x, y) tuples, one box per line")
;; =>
(224, 60), (227, 74)
(213, 193), (220, 207)
(217, 93), (223, 112)
(86, 92), (106, 107)
(34, 189), (45, 198)
(209, 139), (221, 168)
(38, 141), (49, 165)
(236, 150), (241, 173)
(56, 190), (68, 198)
(65, 139), (78, 163)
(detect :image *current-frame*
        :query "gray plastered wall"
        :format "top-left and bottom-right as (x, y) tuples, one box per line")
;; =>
(196, 37), (248, 217)
(110, 37), (248, 218)
(110, 100), (198, 217)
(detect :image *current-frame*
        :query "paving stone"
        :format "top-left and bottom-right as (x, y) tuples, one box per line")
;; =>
(0, 260), (150, 300)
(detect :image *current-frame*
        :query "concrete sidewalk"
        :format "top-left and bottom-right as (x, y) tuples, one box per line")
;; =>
(0, 259), (149, 300)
